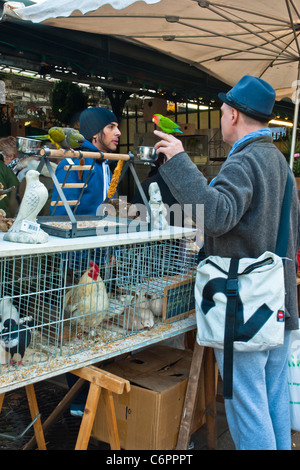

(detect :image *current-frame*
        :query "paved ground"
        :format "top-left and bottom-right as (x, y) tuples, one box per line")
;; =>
(0, 376), (299, 451)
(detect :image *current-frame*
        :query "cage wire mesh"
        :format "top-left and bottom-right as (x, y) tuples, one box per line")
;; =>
(0, 239), (198, 375)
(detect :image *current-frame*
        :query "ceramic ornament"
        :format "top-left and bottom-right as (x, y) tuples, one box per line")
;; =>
(3, 169), (49, 244)
(147, 182), (169, 230)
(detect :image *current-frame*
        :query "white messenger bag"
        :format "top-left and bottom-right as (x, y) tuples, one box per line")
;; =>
(194, 251), (286, 399)
(195, 251), (285, 352)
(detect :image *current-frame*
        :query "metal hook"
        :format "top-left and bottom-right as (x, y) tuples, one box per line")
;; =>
(0, 412), (41, 441)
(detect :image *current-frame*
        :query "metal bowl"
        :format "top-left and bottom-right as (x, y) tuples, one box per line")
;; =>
(136, 146), (157, 162)
(16, 137), (41, 154)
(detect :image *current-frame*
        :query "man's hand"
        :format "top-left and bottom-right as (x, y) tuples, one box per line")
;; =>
(154, 130), (184, 161)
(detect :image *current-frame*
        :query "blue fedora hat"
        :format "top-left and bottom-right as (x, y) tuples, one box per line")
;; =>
(218, 75), (276, 121)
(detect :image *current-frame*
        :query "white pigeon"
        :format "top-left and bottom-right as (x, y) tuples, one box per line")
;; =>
(4, 169), (49, 244)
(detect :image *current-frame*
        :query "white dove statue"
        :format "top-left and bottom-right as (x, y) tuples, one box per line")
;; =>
(4, 169), (49, 244)
(147, 182), (169, 230)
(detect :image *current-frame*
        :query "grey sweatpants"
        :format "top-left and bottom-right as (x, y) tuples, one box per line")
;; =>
(214, 331), (292, 450)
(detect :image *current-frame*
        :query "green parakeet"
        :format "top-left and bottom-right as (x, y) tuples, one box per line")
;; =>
(32, 127), (85, 149)
(152, 114), (182, 134)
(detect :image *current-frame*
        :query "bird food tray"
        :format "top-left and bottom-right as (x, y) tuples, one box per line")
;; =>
(37, 215), (149, 238)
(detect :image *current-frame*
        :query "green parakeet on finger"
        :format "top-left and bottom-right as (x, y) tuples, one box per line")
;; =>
(152, 114), (182, 134)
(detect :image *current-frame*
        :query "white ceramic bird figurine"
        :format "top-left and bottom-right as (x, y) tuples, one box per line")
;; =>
(3, 170), (49, 244)
(147, 182), (169, 230)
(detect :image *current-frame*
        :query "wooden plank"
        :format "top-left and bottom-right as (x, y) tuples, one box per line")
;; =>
(176, 342), (205, 450)
(72, 365), (130, 394)
(75, 382), (101, 450)
(102, 389), (120, 450)
(0, 393), (4, 413)
(64, 165), (93, 171)
(50, 200), (79, 206)
(25, 384), (47, 450)
(39, 148), (131, 161)
(59, 183), (85, 188)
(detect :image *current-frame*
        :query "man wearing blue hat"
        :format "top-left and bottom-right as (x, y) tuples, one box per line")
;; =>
(153, 75), (300, 450)
(51, 107), (121, 215)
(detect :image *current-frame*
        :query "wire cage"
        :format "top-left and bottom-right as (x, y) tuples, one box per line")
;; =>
(0, 238), (198, 375)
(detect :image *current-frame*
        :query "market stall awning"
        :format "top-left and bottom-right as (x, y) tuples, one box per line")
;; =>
(3, 0), (299, 162)
(2, 0), (299, 96)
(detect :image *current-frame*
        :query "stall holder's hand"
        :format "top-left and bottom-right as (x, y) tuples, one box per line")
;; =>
(153, 130), (184, 162)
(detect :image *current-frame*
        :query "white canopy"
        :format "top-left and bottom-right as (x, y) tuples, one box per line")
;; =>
(2, 1), (299, 90)
(2, 0), (300, 163)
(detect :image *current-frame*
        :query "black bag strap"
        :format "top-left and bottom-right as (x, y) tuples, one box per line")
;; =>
(223, 258), (239, 399)
(275, 168), (294, 260)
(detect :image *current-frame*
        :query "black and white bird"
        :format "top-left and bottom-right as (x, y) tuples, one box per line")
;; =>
(1, 318), (32, 366)
(0, 296), (20, 327)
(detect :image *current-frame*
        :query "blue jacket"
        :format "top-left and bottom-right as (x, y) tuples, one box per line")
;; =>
(50, 141), (111, 216)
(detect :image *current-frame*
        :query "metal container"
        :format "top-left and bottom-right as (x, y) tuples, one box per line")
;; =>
(16, 137), (41, 154)
(136, 146), (157, 162)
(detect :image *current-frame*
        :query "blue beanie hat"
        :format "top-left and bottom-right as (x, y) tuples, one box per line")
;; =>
(79, 107), (118, 140)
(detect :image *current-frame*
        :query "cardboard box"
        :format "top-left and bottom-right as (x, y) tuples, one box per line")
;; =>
(92, 345), (207, 450)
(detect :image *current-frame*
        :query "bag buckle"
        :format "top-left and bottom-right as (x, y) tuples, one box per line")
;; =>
(226, 279), (238, 297)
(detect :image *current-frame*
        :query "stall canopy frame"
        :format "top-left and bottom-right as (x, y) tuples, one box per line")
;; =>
(2, 0), (299, 162)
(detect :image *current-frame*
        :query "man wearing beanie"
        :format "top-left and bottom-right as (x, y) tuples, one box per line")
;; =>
(51, 107), (121, 215)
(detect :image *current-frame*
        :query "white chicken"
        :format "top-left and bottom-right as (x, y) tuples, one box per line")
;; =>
(64, 261), (109, 336)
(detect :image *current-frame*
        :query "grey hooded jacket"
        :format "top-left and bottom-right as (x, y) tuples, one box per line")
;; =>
(159, 134), (300, 330)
